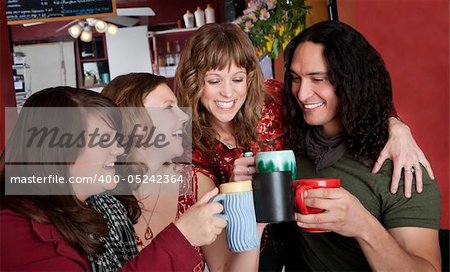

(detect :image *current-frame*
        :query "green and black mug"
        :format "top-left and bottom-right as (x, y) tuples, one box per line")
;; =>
(255, 150), (296, 180)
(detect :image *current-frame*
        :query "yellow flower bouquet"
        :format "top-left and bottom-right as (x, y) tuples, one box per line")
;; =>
(236, 0), (310, 59)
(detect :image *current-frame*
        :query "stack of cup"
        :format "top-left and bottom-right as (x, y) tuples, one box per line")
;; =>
(194, 7), (205, 27)
(184, 5), (216, 28)
(183, 10), (194, 28)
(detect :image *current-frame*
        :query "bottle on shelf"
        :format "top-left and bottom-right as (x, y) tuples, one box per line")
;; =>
(165, 41), (175, 67)
(183, 10), (194, 28)
(224, 0), (236, 22)
(157, 43), (167, 67)
(174, 40), (181, 65)
(194, 7), (205, 27)
(205, 4), (215, 24)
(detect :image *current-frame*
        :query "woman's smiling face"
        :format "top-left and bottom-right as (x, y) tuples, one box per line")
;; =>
(200, 63), (248, 128)
(69, 115), (124, 201)
(142, 83), (189, 163)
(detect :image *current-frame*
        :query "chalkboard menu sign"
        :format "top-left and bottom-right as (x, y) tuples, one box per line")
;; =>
(6, 0), (117, 25)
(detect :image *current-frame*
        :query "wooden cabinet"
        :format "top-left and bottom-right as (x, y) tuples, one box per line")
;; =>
(12, 62), (31, 111)
(75, 34), (110, 89)
(149, 27), (198, 86)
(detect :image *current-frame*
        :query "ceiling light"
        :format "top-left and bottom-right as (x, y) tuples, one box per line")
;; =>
(94, 20), (108, 33)
(80, 27), (93, 42)
(68, 23), (83, 38)
(107, 24), (118, 35)
(86, 18), (97, 27)
(62, 18), (118, 41)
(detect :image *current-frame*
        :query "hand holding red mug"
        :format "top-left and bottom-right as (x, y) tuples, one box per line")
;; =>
(295, 179), (376, 237)
(294, 178), (340, 232)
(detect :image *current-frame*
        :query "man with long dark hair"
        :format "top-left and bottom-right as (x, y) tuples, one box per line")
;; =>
(281, 21), (441, 271)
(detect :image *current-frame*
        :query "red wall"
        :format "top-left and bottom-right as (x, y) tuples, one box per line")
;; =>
(1, 3), (16, 150)
(340, 0), (449, 228)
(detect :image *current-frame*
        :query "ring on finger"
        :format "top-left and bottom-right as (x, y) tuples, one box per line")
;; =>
(404, 167), (415, 174)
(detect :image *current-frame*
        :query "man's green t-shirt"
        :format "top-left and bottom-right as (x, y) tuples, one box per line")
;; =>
(283, 153), (441, 271)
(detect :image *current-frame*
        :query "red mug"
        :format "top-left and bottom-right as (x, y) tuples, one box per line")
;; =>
(294, 178), (341, 232)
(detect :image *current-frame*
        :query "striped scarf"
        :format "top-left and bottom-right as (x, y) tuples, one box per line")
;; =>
(85, 194), (138, 272)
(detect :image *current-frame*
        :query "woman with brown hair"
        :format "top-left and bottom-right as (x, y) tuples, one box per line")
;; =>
(1, 87), (224, 271)
(102, 72), (260, 271)
(175, 22), (284, 186)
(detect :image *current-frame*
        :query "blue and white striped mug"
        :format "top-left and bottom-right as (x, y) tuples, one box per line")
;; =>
(210, 180), (259, 252)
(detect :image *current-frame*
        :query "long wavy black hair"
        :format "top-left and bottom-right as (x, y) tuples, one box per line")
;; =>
(283, 20), (392, 160)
